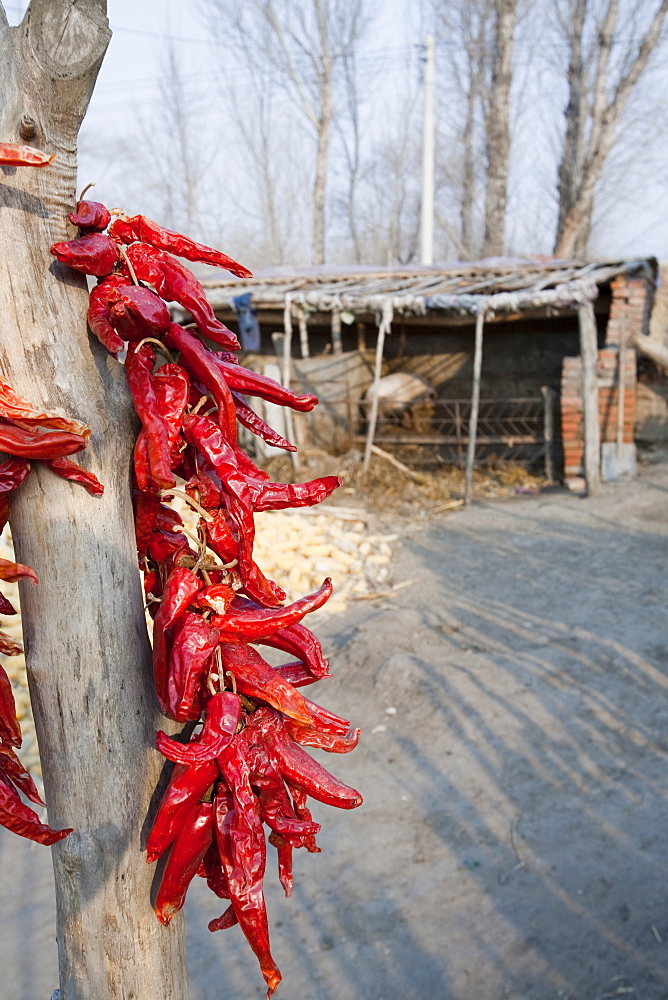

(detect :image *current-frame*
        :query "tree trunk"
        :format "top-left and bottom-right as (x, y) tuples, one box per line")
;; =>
(312, 103), (331, 266)
(0, 3), (189, 998)
(482, 0), (516, 257)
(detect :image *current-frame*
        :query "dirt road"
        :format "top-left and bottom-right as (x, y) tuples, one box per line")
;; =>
(3, 464), (668, 1000)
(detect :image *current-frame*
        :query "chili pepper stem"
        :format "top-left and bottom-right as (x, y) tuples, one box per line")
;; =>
(78, 181), (95, 201)
(190, 395), (209, 415)
(159, 489), (214, 523)
(117, 243), (140, 285)
(134, 337), (176, 364)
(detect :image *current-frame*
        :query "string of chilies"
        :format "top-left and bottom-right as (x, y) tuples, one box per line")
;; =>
(44, 188), (361, 996)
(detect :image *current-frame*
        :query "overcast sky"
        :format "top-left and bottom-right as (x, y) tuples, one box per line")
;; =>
(4, 0), (668, 262)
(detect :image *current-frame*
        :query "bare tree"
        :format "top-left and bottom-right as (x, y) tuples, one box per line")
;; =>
(354, 93), (422, 265)
(432, 0), (518, 259)
(482, 0), (517, 256)
(202, 0), (373, 266)
(553, 0), (668, 257)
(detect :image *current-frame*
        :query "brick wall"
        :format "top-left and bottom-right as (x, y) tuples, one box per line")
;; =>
(560, 274), (649, 477)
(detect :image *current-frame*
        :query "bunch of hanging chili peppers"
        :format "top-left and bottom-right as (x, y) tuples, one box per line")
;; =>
(47, 193), (362, 996)
(0, 145), (98, 848)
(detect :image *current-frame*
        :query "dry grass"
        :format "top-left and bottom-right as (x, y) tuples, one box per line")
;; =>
(264, 445), (550, 517)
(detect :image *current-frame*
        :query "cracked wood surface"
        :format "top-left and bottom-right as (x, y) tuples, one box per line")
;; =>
(0, 2), (188, 997)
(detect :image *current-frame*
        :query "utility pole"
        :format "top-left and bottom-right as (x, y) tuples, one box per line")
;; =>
(420, 34), (435, 266)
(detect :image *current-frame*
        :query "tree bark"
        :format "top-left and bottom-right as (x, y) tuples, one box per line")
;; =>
(0, 2), (188, 998)
(482, 0), (516, 257)
(554, 0), (668, 258)
(312, 84), (332, 267)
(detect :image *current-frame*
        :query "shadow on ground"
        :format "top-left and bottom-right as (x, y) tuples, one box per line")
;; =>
(2, 468), (668, 1000)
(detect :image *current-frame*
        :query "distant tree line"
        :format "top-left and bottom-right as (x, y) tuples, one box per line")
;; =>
(97, 0), (668, 268)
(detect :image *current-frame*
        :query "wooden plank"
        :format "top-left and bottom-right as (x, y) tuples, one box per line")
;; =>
(578, 301), (601, 495)
(464, 306), (486, 505)
(362, 304), (392, 474)
(298, 308), (310, 359)
(331, 305), (342, 354)
(352, 434), (540, 445)
(541, 385), (555, 481)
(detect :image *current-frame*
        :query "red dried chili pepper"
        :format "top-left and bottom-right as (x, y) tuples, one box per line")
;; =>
(0, 593), (16, 615)
(0, 458), (31, 493)
(240, 736), (320, 844)
(213, 753), (282, 997)
(212, 352), (318, 412)
(50, 232), (120, 277)
(87, 280), (127, 356)
(0, 632), (22, 657)
(204, 511), (285, 609)
(42, 457), (104, 496)
(285, 783), (321, 853)
(218, 643), (314, 726)
(0, 423), (87, 460)
(107, 284), (171, 342)
(125, 343), (174, 491)
(154, 801), (214, 925)
(109, 214), (252, 279)
(0, 773), (72, 845)
(212, 578), (332, 642)
(231, 391), (297, 452)
(229, 599), (330, 678)
(191, 583), (236, 616)
(0, 143), (55, 167)
(275, 660), (332, 686)
(246, 475), (340, 512)
(152, 566), (203, 714)
(250, 708), (362, 810)
(156, 691), (241, 765)
(284, 719), (360, 754)
(0, 743), (44, 804)
(167, 612), (220, 722)
(0, 557), (38, 585)
(69, 200), (111, 231)
(165, 325), (237, 441)
(269, 832), (294, 896)
(135, 362), (190, 471)
(0, 377), (91, 440)
(0, 664), (21, 747)
(125, 244), (240, 350)
(146, 758), (219, 863)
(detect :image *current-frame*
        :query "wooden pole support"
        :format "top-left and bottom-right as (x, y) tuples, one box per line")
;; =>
(362, 300), (393, 475)
(0, 2), (188, 998)
(282, 296), (299, 473)
(464, 304), (486, 506)
(616, 333), (626, 457)
(541, 385), (555, 482)
(331, 305), (342, 355)
(578, 300), (601, 495)
(298, 307), (310, 359)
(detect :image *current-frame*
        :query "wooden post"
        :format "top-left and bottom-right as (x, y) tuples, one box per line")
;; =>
(298, 307), (310, 359)
(578, 300), (601, 495)
(362, 300), (393, 475)
(616, 333), (626, 457)
(282, 297), (299, 472)
(0, 3), (188, 998)
(331, 305), (342, 355)
(541, 385), (555, 482)
(464, 304), (486, 506)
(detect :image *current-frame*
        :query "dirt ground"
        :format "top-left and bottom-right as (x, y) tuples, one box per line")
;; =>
(2, 462), (668, 1000)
